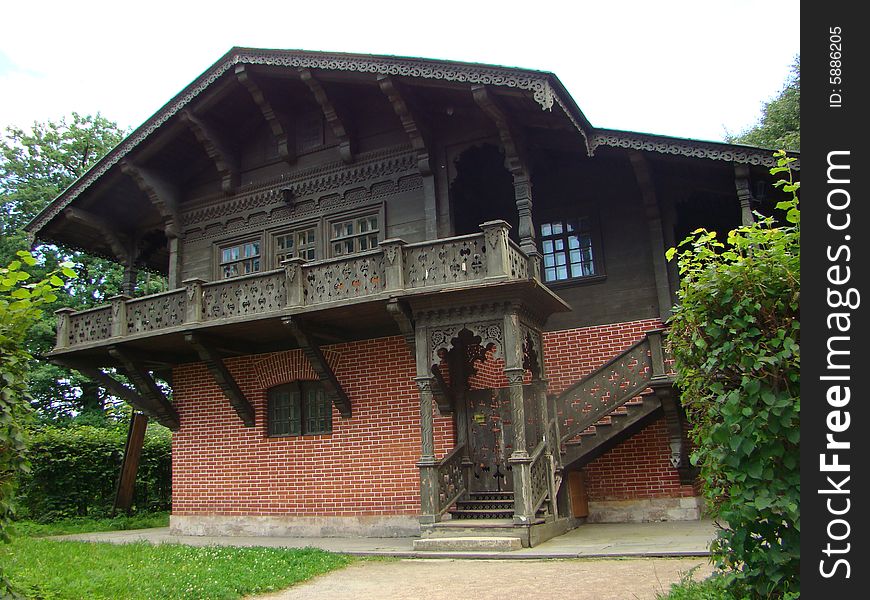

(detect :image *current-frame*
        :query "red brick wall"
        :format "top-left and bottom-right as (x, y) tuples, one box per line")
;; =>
(172, 318), (694, 517)
(582, 418), (696, 501)
(171, 335), (453, 517)
(541, 318), (696, 502)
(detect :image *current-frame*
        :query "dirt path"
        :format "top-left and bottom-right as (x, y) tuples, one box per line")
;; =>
(251, 557), (713, 600)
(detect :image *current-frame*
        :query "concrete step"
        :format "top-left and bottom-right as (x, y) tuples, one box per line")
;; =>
(413, 536), (523, 552)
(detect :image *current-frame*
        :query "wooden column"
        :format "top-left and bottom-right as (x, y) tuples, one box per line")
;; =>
(167, 236), (182, 290)
(379, 238), (407, 292)
(109, 295), (130, 338)
(416, 376), (439, 524)
(183, 278), (206, 323)
(480, 220), (511, 280)
(735, 164), (756, 226)
(503, 311), (534, 524)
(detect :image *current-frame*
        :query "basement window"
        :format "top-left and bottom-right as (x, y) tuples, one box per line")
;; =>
(267, 382), (332, 437)
(539, 218), (600, 283)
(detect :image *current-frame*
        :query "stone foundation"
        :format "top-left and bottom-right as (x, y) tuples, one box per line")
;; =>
(170, 514), (421, 538)
(587, 497), (704, 523)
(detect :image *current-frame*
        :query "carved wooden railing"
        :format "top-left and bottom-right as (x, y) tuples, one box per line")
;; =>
(126, 289), (186, 333)
(556, 330), (672, 445)
(436, 443), (467, 515)
(53, 220), (534, 350)
(202, 270), (287, 320)
(528, 438), (551, 516)
(303, 251), (386, 303)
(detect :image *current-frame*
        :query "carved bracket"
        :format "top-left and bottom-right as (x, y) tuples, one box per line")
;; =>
(120, 161), (182, 239)
(377, 75), (431, 175)
(63, 206), (135, 266)
(235, 65), (294, 165)
(180, 109), (239, 192)
(184, 332), (255, 426)
(657, 385), (699, 485)
(282, 316), (352, 418)
(299, 68), (355, 163)
(471, 85), (528, 175)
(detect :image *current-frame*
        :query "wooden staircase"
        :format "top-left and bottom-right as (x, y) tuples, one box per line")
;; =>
(417, 330), (680, 550)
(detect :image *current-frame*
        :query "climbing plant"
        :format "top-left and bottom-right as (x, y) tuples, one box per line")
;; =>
(666, 151), (800, 598)
(0, 250), (74, 594)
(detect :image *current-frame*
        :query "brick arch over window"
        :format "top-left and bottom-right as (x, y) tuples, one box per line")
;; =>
(253, 349), (342, 388)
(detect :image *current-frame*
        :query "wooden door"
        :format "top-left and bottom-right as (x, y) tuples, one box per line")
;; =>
(466, 388), (514, 492)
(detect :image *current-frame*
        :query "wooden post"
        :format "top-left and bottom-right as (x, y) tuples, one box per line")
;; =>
(735, 164), (756, 226)
(113, 412), (149, 515)
(54, 307), (76, 350)
(109, 295), (130, 338)
(646, 329), (667, 380)
(480, 220), (511, 279)
(281, 258), (306, 307)
(183, 278), (206, 323)
(379, 238), (407, 292)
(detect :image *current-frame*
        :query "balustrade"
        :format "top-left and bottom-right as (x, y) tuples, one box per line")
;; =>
(53, 221), (530, 351)
(436, 444), (467, 515)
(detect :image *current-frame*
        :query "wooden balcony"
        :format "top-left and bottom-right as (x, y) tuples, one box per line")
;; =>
(51, 221), (563, 364)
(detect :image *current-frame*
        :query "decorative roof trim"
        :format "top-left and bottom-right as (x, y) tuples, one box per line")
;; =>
(27, 49), (566, 237)
(589, 129), (800, 169)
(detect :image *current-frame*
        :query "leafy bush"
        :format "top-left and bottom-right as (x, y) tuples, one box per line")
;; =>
(658, 571), (735, 600)
(666, 152), (799, 598)
(17, 423), (171, 521)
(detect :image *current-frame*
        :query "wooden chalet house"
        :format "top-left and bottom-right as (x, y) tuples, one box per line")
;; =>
(26, 48), (793, 547)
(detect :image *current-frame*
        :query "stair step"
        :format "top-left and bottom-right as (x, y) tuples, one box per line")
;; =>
(413, 536), (523, 552)
(456, 500), (514, 509)
(469, 492), (514, 499)
(449, 508), (514, 519)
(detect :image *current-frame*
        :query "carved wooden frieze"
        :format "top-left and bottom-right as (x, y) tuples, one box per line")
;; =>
(180, 145), (419, 240)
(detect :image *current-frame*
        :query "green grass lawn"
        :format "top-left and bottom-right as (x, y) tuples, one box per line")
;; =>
(10, 511), (171, 537)
(1, 513), (355, 599)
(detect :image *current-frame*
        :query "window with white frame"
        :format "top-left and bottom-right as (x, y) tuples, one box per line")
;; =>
(539, 218), (598, 283)
(219, 239), (261, 279)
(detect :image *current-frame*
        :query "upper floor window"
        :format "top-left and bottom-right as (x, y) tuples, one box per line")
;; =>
(267, 381), (332, 437)
(220, 240), (261, 279)
(330, 214), (380, 257)
(540, 218), (597, 283)
(274, 228), (318, 263)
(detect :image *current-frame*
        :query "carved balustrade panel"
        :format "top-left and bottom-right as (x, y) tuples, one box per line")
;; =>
(404, 234), (486, 289)
(202, 270), (287, 320)
(529, 444), (550, 513)
(126, 290), (187, 334)
(558, 338), (654, 442)
(303, 252), (385, 304)
(437, 445), (466, 514)
(68, 307), (112, 346)
(507, 240), (529, 280)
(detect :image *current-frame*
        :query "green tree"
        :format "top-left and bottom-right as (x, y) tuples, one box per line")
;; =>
(1, 251), (74, 594)
(1, 113), (165, 420)
(666, 152), (800, 598)
(729, 57), (800, 151)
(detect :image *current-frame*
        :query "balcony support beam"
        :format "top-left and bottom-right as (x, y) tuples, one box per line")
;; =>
(282, 316), (352, 418)
(184, 332), (255, 426)
(59, 357), (180, 431)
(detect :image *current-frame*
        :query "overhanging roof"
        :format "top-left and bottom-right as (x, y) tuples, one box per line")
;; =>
(25, 47), (799, 241)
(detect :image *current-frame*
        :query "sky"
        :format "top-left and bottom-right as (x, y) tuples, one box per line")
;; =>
(1, 1), (799, 143)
